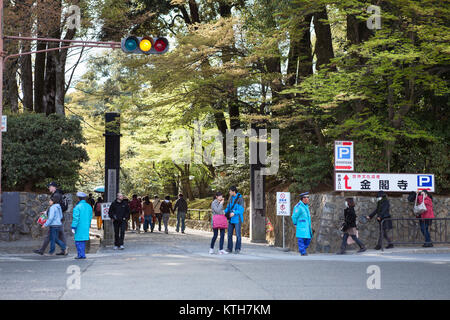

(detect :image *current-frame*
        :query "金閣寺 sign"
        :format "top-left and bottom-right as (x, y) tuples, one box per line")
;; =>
(335, 173), (435, 192)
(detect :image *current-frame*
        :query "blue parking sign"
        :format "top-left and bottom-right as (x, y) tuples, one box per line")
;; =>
(417, 175), (433, 187)
(337, 146), (351, 159)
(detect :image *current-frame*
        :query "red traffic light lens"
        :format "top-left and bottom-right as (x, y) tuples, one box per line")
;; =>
(154, 38), (168, 52)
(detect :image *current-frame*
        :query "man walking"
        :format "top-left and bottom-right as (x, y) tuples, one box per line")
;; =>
(160, 196), (174, 234)
(224, 186), (245, 254)
(71, 192), (93, 259)
(292, 192), (313, 256)
(366, 191), (394, 250)
(174, 194), (188, 233)
(129, 194), (142, 233)
(108, 193), (130, 250)
(153, 196), (163, 232)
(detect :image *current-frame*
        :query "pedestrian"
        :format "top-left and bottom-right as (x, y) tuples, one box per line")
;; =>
(33, 182), (68, 255)
(160, 196), (174, 234)
(153, 196), (163, 232)
(416, 190), (435, 247)
(129, 194), (142, 233)
(224, 186), (245, 254)
(42, 193), (67, 256)
(174, 193), (188, 234)
(108, 193), (130, 250)
(336, 198), (366, 254)
(87, 193), (95, 208)
(71, 192), (93, 259)
(142, 196), (155, 232)
(366, 191), (393, 250)
(210, 192), (228, 255)
(292, 192), (313, 256)
(93, 197), (103, 230)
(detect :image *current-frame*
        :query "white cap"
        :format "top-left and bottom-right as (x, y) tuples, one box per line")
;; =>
(77, 192), (87, 198)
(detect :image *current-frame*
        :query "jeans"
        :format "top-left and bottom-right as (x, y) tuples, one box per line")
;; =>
(131, 213), (141, 231)
(340, 233), (365, 253)
(176, 211), (186, 232)
(377, 221), (392, 247)
(211, 228), (225, 250)
(420, 220), (432, 243)
(156, 214), (162, 231)
(297, 238), (311, 255)
(39, 227), (66, 253)
(75, 241), (86, 258)
(143, 216), (154, 232)
(162, 213), (170, 233)
(49, 226), (66, 254)
(227, 222), (242, 252)
(113, 219), (126, 247)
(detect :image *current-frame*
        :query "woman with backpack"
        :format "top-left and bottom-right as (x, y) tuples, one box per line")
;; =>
(160, 196), (174, 234)
(42, 193), (67, 256)
(210, 192), (229, 255)
(336, 198), (366, 254)
(93, 197), (103, 230)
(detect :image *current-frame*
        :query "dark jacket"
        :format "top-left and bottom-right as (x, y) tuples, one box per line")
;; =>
(160, 201), (173, 214)
(174, 198), (188, 213)
(129, 198), (142, 214)
(93, 200), (102, 217)
(369, 197), (392, 229)
(108, 199), (130, 221)
(344, 207), (357, 229)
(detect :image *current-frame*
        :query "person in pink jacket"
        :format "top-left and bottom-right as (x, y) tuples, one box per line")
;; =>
(417, 190), (434, 247)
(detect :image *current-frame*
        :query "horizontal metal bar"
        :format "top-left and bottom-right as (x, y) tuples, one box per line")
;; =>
(3, 43), (120, 62)
(4, 35), (120, 46)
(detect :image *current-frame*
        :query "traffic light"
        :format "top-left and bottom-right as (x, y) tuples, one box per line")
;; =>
(121, 36), (169, 55)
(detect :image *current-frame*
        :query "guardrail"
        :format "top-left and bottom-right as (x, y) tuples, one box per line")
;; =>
(185, 209), (211, 220)
(381, 217), (450, 251)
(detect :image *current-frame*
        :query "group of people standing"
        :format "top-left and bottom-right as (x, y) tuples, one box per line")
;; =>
(107, 193), (189, 250)
(34, 182), (93, 259)
(291, 190), (435, 256)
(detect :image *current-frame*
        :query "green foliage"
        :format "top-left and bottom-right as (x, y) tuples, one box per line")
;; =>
(2, 113), (89, 192)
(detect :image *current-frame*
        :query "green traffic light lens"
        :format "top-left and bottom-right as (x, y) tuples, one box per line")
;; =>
(125, 38), (138, 51)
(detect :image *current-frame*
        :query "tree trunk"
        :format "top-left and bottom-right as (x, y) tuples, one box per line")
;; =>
(34, 0), (47, 113)
(314, 7), (335, 70)
(20, 22), (34, 112)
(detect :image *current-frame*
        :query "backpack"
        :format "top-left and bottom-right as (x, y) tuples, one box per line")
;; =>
(60, 193), (69, 212)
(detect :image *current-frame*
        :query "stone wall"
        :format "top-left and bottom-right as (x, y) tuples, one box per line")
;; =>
(0, 192), (75, 241)
(265, 193), (450, 253)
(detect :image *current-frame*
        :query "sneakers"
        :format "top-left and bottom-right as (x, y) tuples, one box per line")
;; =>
(385, 244), (394, 249)
(374, 245), (382, 250)
(33, 249), (43, 255)
(225, 249), (232, 253)
(357, 247), (367, 253)
(423, 243), (433, 247)
(219, 250), (228, 255)
(45, 252), (55, 256)
(209, 248), (215, 255)
(119, 245), (125, 250)
(113, 246), (119, 250)
(56, 251), (66, 256)
(234, 249), (240, 254)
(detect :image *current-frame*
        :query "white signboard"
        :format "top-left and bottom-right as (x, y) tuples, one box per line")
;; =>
(334, 141), (354, 171)
(335, 173), (435, 192)
(101, 202), (111, 220)
(276, 192), (291, 216)
(1, 116), (7, 132)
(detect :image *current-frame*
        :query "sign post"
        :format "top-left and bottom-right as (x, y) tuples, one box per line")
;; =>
(276, 192), (291, 251)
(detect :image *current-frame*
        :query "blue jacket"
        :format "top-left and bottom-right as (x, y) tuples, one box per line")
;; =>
(44, 204), (63, 227)
(224, 193), (245, 224)
(291, 201), (313, 239)
(71, 200), (93, 241)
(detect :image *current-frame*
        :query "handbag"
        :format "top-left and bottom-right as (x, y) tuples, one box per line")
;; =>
(37, 212), (48, 226)
(413, 193), (427, 215)
(225, 195), (240, 221)
(212, 214), (228, 229)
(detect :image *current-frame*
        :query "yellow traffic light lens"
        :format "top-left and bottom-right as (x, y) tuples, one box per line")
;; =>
(139, 39), (152, 52)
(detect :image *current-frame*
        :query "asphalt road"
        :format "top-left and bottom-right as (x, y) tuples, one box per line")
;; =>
(1, 226), (450, 300)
